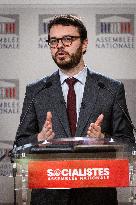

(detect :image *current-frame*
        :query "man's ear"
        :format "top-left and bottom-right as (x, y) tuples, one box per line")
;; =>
(82, 38), (88, 54)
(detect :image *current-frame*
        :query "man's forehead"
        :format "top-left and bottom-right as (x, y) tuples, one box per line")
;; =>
(49, 25), (79, 37)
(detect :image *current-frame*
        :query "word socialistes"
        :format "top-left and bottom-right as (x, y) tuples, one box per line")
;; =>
(47, 168), (110, 180)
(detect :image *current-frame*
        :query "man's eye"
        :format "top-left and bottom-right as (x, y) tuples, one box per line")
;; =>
(50, 39), (57, 44)
(63, 37), (72, 41)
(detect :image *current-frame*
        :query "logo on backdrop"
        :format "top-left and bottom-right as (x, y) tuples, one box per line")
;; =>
(0, 14), (19, 49)
(95, 14), (134, 49)
(38, 14), (56, 49)
(0, 79), (19, 114)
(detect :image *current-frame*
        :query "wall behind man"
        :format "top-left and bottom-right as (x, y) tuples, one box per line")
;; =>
(0, 2), (136, 203)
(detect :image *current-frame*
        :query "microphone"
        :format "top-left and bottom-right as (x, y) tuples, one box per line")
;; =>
(60, 99), (66, 105)
(9, 81), (52, 162)
(81, 102), (86, 109)
(15, 80), (52, 146)
(44, 81), (52, 88)
(98, 82), (136, 133)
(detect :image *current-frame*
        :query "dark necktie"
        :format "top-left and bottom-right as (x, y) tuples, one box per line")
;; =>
(65, 77), (77, 136)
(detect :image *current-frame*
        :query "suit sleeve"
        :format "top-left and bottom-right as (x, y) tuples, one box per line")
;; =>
(15, 85), (39, 146)
(111, 82), (135, 143)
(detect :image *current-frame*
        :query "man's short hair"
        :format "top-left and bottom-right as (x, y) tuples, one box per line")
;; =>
(47, 14), (87, 42)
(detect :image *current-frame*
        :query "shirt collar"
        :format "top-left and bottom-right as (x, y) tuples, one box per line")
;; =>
(59, 66), (87, 85)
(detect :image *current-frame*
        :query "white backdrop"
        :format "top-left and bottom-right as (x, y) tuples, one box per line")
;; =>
(0, 3), (136, 203)
(0, 5), (136, 144)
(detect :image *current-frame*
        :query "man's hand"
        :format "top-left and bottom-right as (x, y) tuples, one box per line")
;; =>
(87, 114), (104, 138)
(37, 111), (55, 142)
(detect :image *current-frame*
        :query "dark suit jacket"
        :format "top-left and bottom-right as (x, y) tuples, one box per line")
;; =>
(16, 68), (134, 146)
(15, 68), (134, 205)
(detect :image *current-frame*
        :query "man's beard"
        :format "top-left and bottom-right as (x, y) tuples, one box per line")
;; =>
(52, 44), (83, 70)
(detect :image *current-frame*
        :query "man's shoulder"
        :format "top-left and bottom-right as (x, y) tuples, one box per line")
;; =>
(88, 68), (123, 89)
(28, 76), (47, 87)
(26, 71), (58, 90)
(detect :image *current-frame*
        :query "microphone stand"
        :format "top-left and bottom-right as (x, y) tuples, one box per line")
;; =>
(0, 151), (8, 162)
(10, 144), (28, 205)
(13, 162), (17, 205)
(0, 148), (17, 205)
(10, 142), (41, 205)
(9, 145), (17, 205)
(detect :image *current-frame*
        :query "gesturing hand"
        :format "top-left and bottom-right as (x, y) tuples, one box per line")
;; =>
(87, 114), (104, 138)
(37, 111), (55, 142)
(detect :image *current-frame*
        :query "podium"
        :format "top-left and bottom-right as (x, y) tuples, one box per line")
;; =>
(14, 137), (135, 204)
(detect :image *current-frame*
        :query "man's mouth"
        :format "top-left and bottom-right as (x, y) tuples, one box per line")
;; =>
(57, 52), (65, 57)
(56, 51), (69, 59)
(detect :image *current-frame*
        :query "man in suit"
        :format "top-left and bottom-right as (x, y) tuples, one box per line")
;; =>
(15, 15), (134, 205)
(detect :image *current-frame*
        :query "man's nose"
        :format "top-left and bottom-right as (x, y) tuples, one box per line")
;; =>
(56, 39), (64, 48)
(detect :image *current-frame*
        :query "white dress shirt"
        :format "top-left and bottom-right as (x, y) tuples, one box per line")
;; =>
(59, 66), (87, 122)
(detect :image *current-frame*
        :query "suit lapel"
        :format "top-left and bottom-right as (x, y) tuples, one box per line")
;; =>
(48, 71), (71, 137)
(76, 70), (100, 137)
(47, 69), (101, 138)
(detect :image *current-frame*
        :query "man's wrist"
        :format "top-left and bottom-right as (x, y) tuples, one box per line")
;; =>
(100, 132), (105, 138)
(37, 132), (44, 142)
